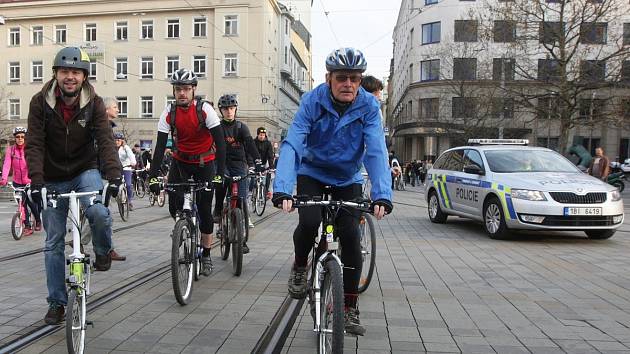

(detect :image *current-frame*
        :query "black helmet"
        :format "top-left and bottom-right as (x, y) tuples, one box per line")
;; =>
(53, 47), (90, 74)
(325, 47), (367, 73)
(218, 94), (238, 108)
(170, 68), (198, 86)
(13, 126), (27, 136)
(113, 132), (125, 140)
(257, 127), (267, 135)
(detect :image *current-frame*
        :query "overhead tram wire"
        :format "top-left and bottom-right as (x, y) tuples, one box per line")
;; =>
(318, 0), (341, 47)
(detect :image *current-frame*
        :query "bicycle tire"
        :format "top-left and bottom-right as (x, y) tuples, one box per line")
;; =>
(157, 191), (166, 207)
(317, 258), (344, 354)
(230, 208), (244, 276)
(11, 212), (23, 240)
(117, 188), (129, 222)
(255, 183), (266, 216)
(193, 228), (202, 281)
(220, 210), (230, 261)
(135, 180), (146, 199)
(149, 193), (156, 206)
(66, 288), (86, 354)
(171, 219), (195, 305)
(358, 213), (376, 294)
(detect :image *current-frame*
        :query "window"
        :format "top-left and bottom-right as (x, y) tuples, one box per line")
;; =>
(420, 59), (440, 81)
(9, 27), (20, 46)
(166, 56), (180, 77)
(224, 53), (237, 77)
(31, 60), (43, 82)
(141, 56), (153, 79)
(166, 95), (176, 107)
(537, 137), (559, 151)
(285, 19), (289, 34)
(284, 46), (288, 64)
(443, 150), (465, 171)
(578, 98), (605, 120)
(9, 62), (20, 83)
(115, 21), (128, 41)
(116, 57), (128, 80)
(452, 97), (477, 118)
(419, 98), (439, 120)
(32, 26), (43, 45)
(492, 58), (515, 81)
(116, 96), (128, 118)
(9, 99), (20, 120)
(537, 96), (559, 120)
(622, 61), (630, 82)
(409, 64), (414, 83)
(225, 15), (238, 36)
(422, 22), (440, 44)
(464, 149), (484, 170)
(493, 20), (515, 42)
(140, 96), (153, 118)
(193, 17), (207, 37)
(425, 0), (438, 4)
(539, 22), (563, 44)
(580, 22), (607, 44)
(194, 55), (207, 77)
(580, 60), (605, 82)
(141, 20), (154, 39)
(538, 59), (560, 81)
(55, 25), (67, 44)
(492, 98), (514, 119)
(88, 59), (97, 80)
(167, 19), (180, 38)
(453, 58), (477, 80)
(454, 20), (477, 42)
(624, 23), (630, 45)
(85, 23), (96, 41)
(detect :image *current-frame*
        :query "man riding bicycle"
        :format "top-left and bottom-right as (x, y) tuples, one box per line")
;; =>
(26, 46), (122, 325)
(148, 68), (226, 277)
(213, 94), (262, 253)
(272, 47), (393, 336)
(252, 127), (275, 199)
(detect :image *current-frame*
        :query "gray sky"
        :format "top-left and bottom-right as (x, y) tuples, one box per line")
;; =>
(306, 0), (403, 86)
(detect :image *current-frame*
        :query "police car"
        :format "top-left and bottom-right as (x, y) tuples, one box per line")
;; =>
(425, 139), (624, 240)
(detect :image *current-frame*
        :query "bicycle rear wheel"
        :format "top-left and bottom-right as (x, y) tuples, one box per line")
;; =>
(157, 191), (166, 207)
(11, 211), (23, 240)
(358, 213), (376, 294)
(193, 231), (202, 281)
(117, 188), (129, 222)
(255, 183), (266, 216)
(171, 219), (195, 305)
(135, 179), (146, 199)
(66, 288), (86, 354)
(79, 208), (91, 246)
(230, 208), (244, 276)
(317, 258), (344, 354)
(220, 210), (230, 260)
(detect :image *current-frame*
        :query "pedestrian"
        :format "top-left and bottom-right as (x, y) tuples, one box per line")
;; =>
(25, 46), (122, 324)
(360, 75), (384, 100)
(588, 147), (611, 181)
(114, 132), (136, 210)
(253, 127), (275, 199)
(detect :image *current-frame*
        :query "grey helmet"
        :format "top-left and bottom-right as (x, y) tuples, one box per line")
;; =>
(325, 47), (367, 73)
(12, 126), (27, 136)
(170, 68), (198, 86)
(218, 94), (238, 108)
(53, 47), (90, 74)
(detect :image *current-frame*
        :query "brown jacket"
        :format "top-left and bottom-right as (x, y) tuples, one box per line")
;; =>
(587, 155), (610, 180)
(25, 79), (122, 184)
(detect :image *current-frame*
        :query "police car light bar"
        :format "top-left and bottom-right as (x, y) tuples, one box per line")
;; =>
(468, 139), (529, 146)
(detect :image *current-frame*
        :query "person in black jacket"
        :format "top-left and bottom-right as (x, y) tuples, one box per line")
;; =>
(253, 127), (274, 199)
(213, 94), (262, 254)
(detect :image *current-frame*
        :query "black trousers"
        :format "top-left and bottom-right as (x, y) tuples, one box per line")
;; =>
(294, 175), (363, 295)
(167, 160), (215, 234)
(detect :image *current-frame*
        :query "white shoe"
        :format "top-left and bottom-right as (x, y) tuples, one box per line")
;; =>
(248, 220), (255, 229)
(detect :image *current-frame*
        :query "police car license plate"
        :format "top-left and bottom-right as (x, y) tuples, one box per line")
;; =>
(563, 207), (602, 216)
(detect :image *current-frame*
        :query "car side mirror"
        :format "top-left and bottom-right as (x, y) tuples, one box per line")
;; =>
(464, 164), (485, 175)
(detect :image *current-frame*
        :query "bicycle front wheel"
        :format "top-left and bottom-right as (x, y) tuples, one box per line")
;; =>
(318, 258), (344, 354)
(117, 188), (129, 222)
(11, 212), (23, 240)
(157, 191), (166, 207)
(255, 183), (267, 216)
(230, 208), (244, 276)
(135, 180), (146, 199)
(171, 219), (195, 305)
(358, 213), (376, 294)
(66, 288), (86, 354)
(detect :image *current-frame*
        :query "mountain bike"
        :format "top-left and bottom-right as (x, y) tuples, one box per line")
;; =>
(8, 184), (30, 240)
(42, 186), (109, 354)
(217, 175), (246, 276)
(149, 176), (166, 207)
(292, 195), (372, 354)
(250, 169), (274, 217)
(116, 175), (129, 221)
(133, 169), (147, 198)
(165, 178), (209, 305)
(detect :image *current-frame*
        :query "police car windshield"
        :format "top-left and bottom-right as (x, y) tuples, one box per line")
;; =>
(484, 150), (580, 173)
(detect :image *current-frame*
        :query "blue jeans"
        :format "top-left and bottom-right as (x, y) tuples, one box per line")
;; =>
(43, 169), (113, 306)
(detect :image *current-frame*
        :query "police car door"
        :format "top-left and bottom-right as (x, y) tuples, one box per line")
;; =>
(444, 149), (466, 213)
(455, 149), (486, 216)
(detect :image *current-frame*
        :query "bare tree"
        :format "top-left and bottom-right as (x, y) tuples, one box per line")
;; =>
(471, 0), (630, 152)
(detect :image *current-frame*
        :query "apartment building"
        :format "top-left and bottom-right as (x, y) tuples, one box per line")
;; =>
(387, 0), (630, 163)
(0, 0), (312, 147)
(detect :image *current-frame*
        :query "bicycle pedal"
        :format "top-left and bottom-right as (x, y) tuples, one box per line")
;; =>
(86, 320), (94, 327)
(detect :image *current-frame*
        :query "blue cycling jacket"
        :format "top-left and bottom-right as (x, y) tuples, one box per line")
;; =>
(274, 83), (392, 202)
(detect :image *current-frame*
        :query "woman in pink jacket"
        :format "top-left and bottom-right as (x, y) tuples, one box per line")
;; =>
(1, 127), (41, 235)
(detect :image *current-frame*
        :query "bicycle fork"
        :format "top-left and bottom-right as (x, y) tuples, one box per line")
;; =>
(312, 224), (343, 333)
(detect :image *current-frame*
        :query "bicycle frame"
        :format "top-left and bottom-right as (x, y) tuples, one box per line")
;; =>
(10, 184), (28, 223)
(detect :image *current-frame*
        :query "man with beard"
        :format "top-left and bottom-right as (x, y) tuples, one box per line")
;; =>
(26, 47), (122, 325)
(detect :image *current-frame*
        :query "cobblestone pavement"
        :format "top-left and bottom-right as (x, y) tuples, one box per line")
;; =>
(0, 185), (629, 353)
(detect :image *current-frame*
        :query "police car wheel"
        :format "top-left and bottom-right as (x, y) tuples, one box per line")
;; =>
(483, 197), (509, 239)
(428, 191), (447, 223)
(585, 229), (615, 240)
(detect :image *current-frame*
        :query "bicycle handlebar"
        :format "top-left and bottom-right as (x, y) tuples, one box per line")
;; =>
(164, 181), (212, 192)
(7, 184), (29, 193)
(41, 185), (109, 210)
(292, 198), (373, 213)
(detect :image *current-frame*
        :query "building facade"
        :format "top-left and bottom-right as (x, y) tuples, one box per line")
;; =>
(0, 0), (311, 147)
(387, 0), (630, 163)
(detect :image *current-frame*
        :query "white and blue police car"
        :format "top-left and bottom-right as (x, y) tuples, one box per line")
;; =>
(424, 139), (624, 239)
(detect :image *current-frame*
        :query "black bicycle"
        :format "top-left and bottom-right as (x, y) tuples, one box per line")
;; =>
(217, 175), (246, 276)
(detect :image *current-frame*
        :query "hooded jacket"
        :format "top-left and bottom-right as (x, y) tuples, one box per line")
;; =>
(2, 144), (31, 185)
(25, 78), (121, 184)
(273, 83), (392, 201)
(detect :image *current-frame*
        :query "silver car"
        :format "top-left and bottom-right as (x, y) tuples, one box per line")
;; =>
(424, 139), (624, 239)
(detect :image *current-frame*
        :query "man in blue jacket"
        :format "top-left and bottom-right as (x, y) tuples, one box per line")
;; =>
(272, 48), (393, 336)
